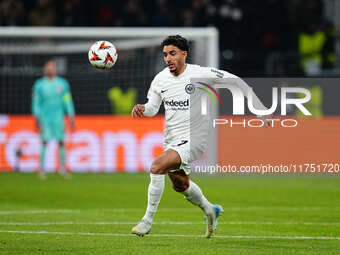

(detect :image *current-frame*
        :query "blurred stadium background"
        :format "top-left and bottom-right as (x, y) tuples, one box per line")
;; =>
(0, 0), (339, 172)
(1, 1), (340, 254)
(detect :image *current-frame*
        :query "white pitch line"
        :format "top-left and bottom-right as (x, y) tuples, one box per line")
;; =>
(0, 230), (339, 240)
(1, 206), (340, 214)
(0, 221), (340, 226)
(0, 209), (80, 215)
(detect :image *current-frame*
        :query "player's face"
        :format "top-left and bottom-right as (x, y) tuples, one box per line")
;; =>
(44, 61), (57, 79)
(163, 45), (187, 75)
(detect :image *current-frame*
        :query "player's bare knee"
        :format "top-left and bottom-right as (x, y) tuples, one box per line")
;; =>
(150, 162), (164, 174)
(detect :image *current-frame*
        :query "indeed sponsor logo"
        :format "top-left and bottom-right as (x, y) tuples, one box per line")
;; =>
(164, 99), (189, 107)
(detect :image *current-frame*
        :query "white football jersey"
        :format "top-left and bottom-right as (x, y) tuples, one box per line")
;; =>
(143, 64), (266, 147)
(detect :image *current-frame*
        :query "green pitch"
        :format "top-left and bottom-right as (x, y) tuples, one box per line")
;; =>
(0, 173), (339, 255)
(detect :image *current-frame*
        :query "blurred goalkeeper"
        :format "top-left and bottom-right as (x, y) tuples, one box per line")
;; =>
(131, 35), (270, 238)
(32, 60), (75, 179)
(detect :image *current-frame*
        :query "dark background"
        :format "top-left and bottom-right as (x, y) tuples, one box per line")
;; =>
(0, 0), (339, 115)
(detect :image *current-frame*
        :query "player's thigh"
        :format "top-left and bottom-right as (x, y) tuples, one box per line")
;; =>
(168, 170), (189, 192)
(40, 121), (52, 141)
(165, 139), (191, 175)
(50, 121), (64, 141)
(54, 122), (65, 141)
(150, 149), (181, 174)
(40, 120), (64, 141)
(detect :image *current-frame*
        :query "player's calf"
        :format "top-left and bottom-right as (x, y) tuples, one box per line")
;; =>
(132, 149), (182, 236)
(168, 170), (189, 192)
(177, 180), (223, 238)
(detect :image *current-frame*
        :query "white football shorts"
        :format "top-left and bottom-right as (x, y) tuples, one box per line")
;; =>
(165, 139), (205, 175)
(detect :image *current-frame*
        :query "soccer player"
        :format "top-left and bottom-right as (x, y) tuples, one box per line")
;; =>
(131, 35), (269, 238)
(32, 60), (75, 179)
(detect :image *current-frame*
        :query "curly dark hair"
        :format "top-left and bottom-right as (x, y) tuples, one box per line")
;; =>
(161, 35), (189, 53)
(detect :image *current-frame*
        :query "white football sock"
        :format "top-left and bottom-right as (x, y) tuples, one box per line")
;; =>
(142, 173), (165, 224)
(181, 180), (213, 215)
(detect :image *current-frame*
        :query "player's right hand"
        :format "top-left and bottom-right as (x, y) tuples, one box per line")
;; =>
(35, 118), (41, 132)
(131, 104), (145, 118)
(69, 117), (75, 131)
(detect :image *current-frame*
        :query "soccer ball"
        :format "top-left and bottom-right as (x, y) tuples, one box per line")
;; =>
(88, 41), (118, 70)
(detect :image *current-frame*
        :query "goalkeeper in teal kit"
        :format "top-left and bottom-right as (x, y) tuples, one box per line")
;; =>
(32, 60), (75, 178)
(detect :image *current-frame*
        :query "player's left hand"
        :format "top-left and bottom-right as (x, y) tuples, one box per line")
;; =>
(34, 118), (41, 132)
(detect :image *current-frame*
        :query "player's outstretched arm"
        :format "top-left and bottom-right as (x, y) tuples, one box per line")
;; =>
(131, 104), (145, 118)
(258, 115), (273, 128)
(205, 67), (272, 128)
(234, 78), (273, 127)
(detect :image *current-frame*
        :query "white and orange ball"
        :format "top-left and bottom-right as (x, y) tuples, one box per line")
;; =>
(88, 41), (118, 70)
